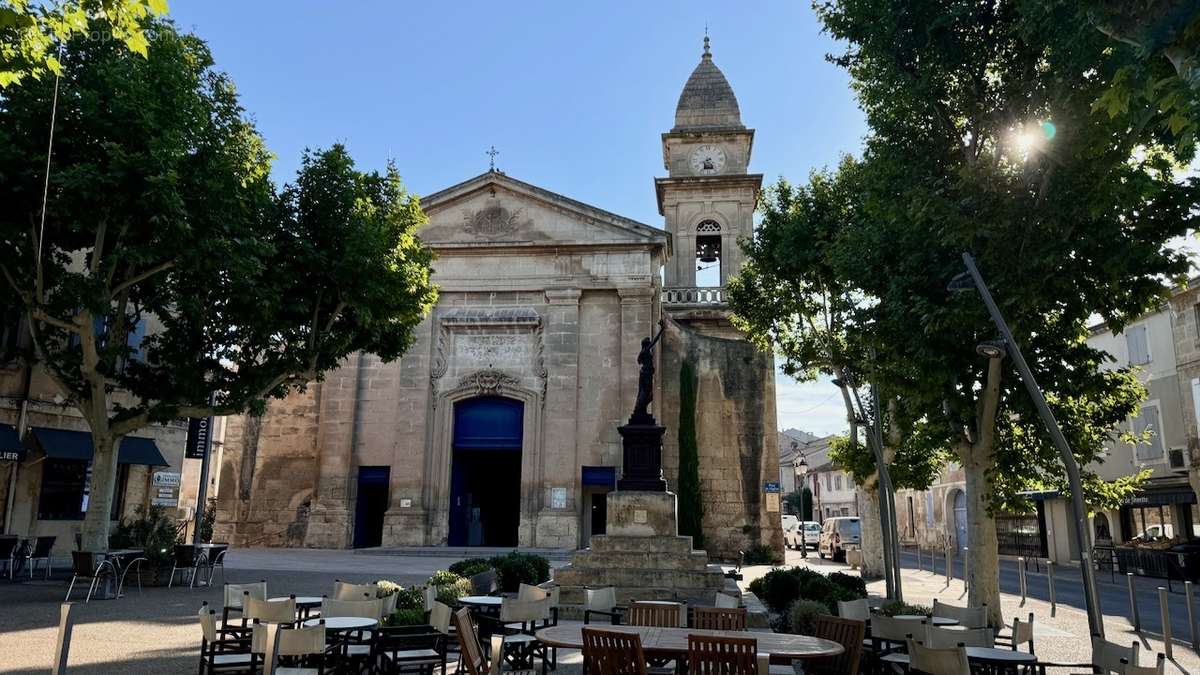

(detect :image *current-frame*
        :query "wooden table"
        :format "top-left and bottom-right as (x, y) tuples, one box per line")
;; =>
(535, 625), (844, 665)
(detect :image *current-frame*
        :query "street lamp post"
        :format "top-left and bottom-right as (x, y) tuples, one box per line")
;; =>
(794, 451), (809, 558)
(949, 251), (1105, 638)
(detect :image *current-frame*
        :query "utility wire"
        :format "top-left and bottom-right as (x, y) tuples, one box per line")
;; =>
(37, 43), (65, 293)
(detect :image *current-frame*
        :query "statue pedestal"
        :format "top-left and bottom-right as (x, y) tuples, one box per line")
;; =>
(606, 491), (677, 537)
(615, 419), (668, 492)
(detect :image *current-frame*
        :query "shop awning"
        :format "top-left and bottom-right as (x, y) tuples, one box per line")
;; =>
(1120, 489), (1197, 507)
(29, 427), (168, 466)
(0, 424), (24, 461)
(582, 465), (616, 487)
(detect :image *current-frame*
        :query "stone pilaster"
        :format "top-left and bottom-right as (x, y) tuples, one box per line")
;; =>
(536, 288), (582, 547)
(304, 353), (361, 549)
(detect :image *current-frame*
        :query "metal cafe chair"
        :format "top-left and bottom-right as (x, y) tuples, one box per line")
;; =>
(117, 554), (150, 597)
(65, 551), (117, 603)
(24, 535), (57, 579)
(0, 535), (19, 579)
(168, 544), (203, 588)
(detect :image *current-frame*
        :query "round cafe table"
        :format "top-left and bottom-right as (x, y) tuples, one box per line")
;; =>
(881, 646), (1035, 672)
(269, 596), (323, 620)
(893, 615), (959, 626)
(303, 616), (377, 631)
(535, 625), (843, 665)
(460, 595), (503, 607)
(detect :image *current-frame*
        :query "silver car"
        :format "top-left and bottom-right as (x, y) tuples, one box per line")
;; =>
(784, 520), (821, 550)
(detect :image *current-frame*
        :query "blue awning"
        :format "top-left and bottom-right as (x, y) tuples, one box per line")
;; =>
(582, 465), (616, 487)
(29, 427), (168, 466)
(0, 424), (24, 461)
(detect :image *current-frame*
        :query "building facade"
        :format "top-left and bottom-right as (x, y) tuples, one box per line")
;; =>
(213, 40), (783, 560)
(0, 318), (216, 556)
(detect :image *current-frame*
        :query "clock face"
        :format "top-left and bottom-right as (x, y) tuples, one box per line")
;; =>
(689, 145), (727, 175)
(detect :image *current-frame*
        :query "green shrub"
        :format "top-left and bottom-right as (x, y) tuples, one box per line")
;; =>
(109, 505), (179, 568)
(448, 557), (492, 578)
(428, 570), (472, 605)
(393, 587), (424, 611)
(828, 571), (867, 597)
(786, 599), (831, 634)
(748, 566), (867, 615)
(388, 608), (427, 626)
(877, 600), (931, 617)
(198, 499), (216, 544)
(742, 544), (782, 565)
(488, 552), (550, 592)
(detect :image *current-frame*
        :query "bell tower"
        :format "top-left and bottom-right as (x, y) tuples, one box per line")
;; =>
(656, 36), (763, 293)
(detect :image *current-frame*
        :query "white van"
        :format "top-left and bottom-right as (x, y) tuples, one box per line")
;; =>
(818, 517), (861, 561)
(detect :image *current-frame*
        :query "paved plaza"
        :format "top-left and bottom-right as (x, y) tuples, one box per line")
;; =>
(2, 547), (1199, 673)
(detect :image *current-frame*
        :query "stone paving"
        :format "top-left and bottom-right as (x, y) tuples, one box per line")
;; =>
(4, 546), (1200, 673)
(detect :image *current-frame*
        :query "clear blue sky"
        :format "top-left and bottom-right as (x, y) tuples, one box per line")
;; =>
(168, 1), (863, 437)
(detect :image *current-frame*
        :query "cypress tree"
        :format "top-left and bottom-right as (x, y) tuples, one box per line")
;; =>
(677, 360), (704, 549)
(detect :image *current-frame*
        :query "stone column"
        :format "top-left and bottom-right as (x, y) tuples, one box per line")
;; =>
(304, 353), (362, 548)
(536, 288), (582, 547)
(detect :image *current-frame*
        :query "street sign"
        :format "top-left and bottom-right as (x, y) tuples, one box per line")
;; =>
(185, 416), (213, 459)
(151, 471), (181, 507)
(764, 481), (781, 493)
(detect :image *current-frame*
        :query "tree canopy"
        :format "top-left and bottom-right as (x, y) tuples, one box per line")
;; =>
(0, 18), (437, 547)
(0, 0), (167, 88)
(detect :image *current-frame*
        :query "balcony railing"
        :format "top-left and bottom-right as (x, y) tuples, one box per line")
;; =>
(663, 286), (725, 306)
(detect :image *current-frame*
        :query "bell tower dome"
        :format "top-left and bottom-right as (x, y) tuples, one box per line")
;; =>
(656, 37), (763, 296)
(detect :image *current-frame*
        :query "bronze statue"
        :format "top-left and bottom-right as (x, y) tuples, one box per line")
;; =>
(633, 319), (666, 421)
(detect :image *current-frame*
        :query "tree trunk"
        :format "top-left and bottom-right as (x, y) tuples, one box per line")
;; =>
(960, 440), (1002, 629)
(859, 486), (885, 579)
(80, 433), (120, 551)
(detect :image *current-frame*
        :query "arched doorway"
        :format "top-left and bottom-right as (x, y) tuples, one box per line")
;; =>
(448, 396), (523, 547)
(952, 489), (968, 551)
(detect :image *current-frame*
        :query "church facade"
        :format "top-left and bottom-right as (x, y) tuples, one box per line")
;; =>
(212, 40), (783, 560)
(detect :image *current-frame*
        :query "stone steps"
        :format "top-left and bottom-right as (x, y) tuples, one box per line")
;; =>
(586, 534), (699, 555)
(567, 549), (712, 571)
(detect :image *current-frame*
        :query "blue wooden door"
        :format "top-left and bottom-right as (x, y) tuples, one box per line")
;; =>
(953, 490), (969, 551)
(448, 397), (523, 546)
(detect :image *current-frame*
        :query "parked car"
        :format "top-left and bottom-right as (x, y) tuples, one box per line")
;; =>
(818, 517), (861, 561)
(781, 514), (799, 534)
(784, 521), (821, 550)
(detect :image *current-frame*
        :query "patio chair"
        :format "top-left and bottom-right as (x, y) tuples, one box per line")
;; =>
(837, 598), (870, 621)
(0, 535), (18, 579)
(116, 554), (150, 597)
(931, 599), (988, 629)
(320, 596), (381, 620)
(925, 625), (994, 649)
(255, 620), (333, 675)
(479, 596), (554, 674)
(626, 601), (682, 627)
(994, 612), (1035, 654)
(453, 606), (505, 675)
(514, 584), (559, 666)
(865, 615), (925, 670)
(423, 584), (437, 612)
(376, 624), (448, 675)
(245, 595), (297, 625)
(687, 634), (768, 674)
(168, 544), (203, 588)
(906, 638), (970, 675)
(23, 535), (56, 579)
(582, 626), (648, 675)
(691, 606), (747, 630)
(1124, 653), (1167, 675)
(197, 602), (258, 674)
(583, 586), (625, 625)
(714, 592), (740, 609)
(65, 551), (116, 603)
(223, 581), (268, 625)
(205, 544), (229, 587)
(333, 579), (378, 601)
(470, 569), (499, 596)
(429, 600), (460, 665)
(806, 615), (865, 675)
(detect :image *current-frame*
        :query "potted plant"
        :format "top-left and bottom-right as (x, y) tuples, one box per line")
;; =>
(108, 505), (181, 586)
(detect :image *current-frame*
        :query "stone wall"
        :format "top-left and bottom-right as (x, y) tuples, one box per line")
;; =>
(657, 317), (783, 561)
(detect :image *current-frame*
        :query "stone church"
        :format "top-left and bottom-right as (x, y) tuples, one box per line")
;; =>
(213, 39), (783, 560)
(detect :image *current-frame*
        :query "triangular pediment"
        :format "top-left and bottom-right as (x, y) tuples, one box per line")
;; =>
(419, 171), (670, 254)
